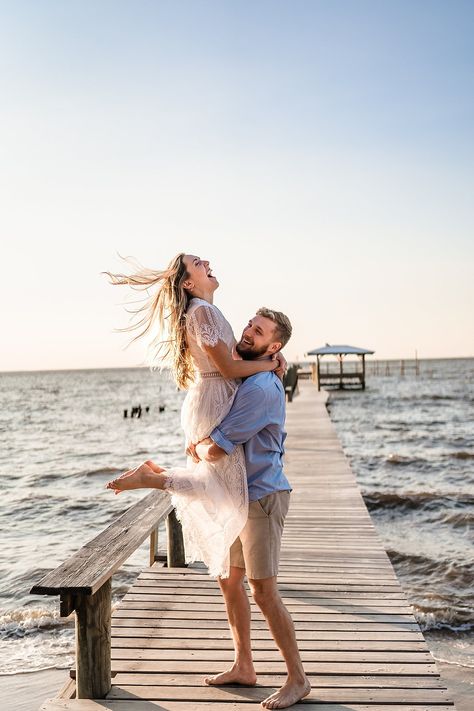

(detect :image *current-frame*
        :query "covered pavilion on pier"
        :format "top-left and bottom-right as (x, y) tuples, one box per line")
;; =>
(306, 344), (375, 390)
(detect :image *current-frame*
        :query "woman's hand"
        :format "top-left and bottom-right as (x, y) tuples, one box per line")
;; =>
(185, 443), (200, 463)
(272, 351), (287, 381)
(203, 340), (281, 379)
(186, 437), (216, 463)
(231, 344), (243, 361)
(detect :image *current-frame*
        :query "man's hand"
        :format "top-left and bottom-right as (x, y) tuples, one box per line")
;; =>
(272, 351), (287, 381)
(190, 436), (227, 463)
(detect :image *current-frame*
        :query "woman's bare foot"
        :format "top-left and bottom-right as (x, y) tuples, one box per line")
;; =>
(204, 662), (257, 686)
(105, 460), (167, 495)
(261, 675), (311, 709)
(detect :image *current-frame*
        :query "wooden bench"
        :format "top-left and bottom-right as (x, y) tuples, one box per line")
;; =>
(31, 491), (185, 699)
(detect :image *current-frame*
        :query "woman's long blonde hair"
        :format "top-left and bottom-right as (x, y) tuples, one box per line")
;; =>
(103, 253), (195, 389)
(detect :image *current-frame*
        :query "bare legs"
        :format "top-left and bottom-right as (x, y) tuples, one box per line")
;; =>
(106, 469), (309, 706)
(105, 460), (167, 495)
(207, 567), (310, 708)
(249, 576), (310, 709)
(204, 566), (257, 686)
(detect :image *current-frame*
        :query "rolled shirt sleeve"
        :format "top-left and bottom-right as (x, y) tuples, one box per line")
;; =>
(210, 380), (267, 454)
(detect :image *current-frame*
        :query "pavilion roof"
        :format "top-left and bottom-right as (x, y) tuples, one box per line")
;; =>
(306, 344), (375, 356)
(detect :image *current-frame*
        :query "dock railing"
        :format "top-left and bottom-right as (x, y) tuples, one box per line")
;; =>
(29, 491), (185, 700)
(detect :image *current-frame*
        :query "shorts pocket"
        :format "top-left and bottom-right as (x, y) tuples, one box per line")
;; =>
(257, 494), (275, 517)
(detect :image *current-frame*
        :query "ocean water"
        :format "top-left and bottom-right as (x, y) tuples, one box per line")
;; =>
(0, 367), (185, 674)
(328, 358), (474, 671)
(0, 361), (473, 677)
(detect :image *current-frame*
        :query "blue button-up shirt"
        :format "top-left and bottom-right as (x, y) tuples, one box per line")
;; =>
(210, 371), (292, 501)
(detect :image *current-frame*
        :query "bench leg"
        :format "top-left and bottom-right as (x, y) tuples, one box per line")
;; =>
(75, 579), (111, 698)
(166, 509), (186, 567)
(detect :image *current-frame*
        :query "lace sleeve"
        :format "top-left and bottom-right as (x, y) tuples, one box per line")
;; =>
(187, 304), (225, 348)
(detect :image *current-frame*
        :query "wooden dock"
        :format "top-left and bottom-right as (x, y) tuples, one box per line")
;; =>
(37, 380), (455, 710)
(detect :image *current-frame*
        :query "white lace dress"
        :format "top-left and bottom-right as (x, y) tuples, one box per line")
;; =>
(164, 298), (248, 578)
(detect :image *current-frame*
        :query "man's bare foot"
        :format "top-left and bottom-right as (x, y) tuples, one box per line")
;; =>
(261, 675), (311, 709)
(105, 460), (167, 495)
(204, 662), (257, 687)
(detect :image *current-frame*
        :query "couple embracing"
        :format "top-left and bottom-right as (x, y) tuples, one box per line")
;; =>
(105, 253), (310, 709)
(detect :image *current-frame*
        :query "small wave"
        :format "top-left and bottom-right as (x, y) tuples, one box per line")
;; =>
(414, 607), (474, 632)
(0, 612), (74, 674)
(0, 608), (73, 640)
(441, 511), (474, 527)
(386, 453), (424, 466)
(60, 502), (97, 513)
(363, 490), (474, 510)
(386, 549), (466, 573)
(0, 495), (62, 518)
(450, 451), (474, 460)
(374, 424), (409, 432)
(80, 467), (122, 478)
(424, 394), (457, 401)
(387, 549), (474, 598)
(430, 654), (474, 670)
(384, 551), (474, 631)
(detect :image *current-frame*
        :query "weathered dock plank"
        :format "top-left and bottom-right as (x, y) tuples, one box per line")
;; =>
(42, 701), (456, 711)
(41, 381), (455, 710)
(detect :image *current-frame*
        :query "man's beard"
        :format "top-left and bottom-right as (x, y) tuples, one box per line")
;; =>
(235, 340), (269, 360)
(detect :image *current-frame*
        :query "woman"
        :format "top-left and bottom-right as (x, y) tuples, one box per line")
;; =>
(104, 253), (283, 577)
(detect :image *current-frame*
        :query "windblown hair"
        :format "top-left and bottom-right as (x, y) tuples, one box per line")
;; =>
(257, 307), (292, 349)
(103, 253), (195, 389)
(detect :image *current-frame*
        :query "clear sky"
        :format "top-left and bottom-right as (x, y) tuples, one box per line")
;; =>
(1, 1), (473, 371)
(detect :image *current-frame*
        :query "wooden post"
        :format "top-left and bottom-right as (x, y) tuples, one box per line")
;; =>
(166, 509), (186, 567)
(149, 526), (159, 567)
(75, 579), (111, 699)
(362, 354), (366, 390)
(316, 356), (320, 391)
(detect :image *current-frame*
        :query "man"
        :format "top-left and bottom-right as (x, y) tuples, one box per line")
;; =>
(106, 307), (310, 708)
(191, 307), (311, 710)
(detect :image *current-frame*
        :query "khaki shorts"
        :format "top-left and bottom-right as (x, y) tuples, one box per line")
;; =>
(229, 490), (291, 579)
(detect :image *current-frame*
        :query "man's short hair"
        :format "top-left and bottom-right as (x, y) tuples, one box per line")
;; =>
(257, 307), (292, 348)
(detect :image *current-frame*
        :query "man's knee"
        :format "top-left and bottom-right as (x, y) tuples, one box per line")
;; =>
(249, 576), (279, 610)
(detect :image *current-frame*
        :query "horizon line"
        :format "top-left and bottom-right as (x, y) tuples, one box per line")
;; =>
(1, 354), (474, 375)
